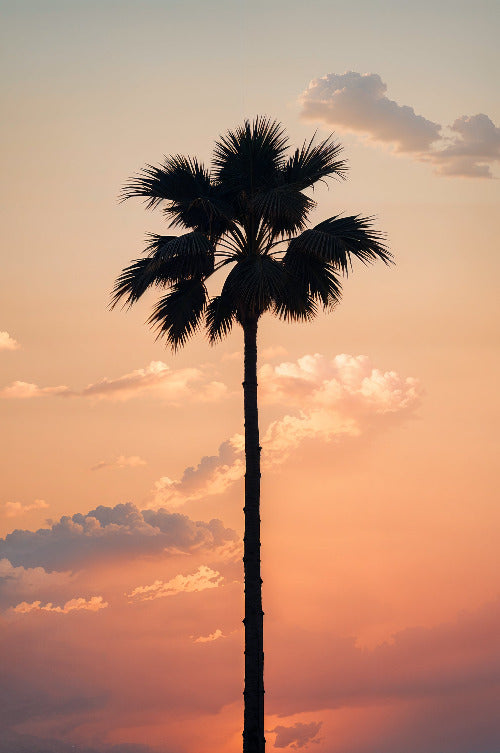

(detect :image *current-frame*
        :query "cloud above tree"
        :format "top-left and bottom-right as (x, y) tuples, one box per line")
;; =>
(300, 72), (500, 178)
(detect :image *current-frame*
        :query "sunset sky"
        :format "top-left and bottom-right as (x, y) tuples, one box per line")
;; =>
(1, 1), (499, 752)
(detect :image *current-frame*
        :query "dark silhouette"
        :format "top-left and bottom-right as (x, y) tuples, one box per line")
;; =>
(112, 117), (391, 753)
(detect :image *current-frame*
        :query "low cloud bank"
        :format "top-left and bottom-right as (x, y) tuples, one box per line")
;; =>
(300, 71), (500, 178)
(0, 502), (237, 572)
(0, 360), (226, 403)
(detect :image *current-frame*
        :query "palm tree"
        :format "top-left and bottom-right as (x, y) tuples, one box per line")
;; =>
(112, 117), (391, 753)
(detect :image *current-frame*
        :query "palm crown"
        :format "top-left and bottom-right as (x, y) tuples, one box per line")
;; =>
(111, 117), (391, 343)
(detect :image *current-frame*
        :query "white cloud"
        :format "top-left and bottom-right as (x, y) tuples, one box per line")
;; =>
(91, 455), (147, 472)
(193, 628), (225, 643)
(3, 499), (49, 518)
(126, 565), (222, 602)
(300, 71), (500, 178)
(14, 595), (108, 614)
(0, 332), (20, 351)
(300, 71), (440, 153)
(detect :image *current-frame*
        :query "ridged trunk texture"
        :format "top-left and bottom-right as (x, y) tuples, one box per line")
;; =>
(242, 317), (265, 753)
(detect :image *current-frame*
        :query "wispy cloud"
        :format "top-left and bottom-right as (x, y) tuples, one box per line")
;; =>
(0, 331), (20, 351)
(3, 499), (49, 518)
(193, 628), (225, 643)
(90, 455), (147, 471)
(300, 71), (500, 178)
(0, 360), (226, 403)
(127, 565), (222, 602)
(0, 381), (71, 398)
(14, 595), (108, 614)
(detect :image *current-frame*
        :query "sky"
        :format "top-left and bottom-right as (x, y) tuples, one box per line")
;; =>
(0, 1), (499, 751)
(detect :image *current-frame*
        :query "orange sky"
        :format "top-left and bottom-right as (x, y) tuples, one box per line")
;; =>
(1, 2), (499, 752)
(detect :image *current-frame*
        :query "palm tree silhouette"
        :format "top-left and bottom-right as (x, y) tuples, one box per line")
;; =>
(112, 117), (391, 753)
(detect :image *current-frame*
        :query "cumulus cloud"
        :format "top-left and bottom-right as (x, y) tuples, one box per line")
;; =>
(3, 499), (49, 517)
(127, 565), (222, 602)
(426, 113), (500, 177)
(91, 455), (147, 471)
(14, 595), (108, 614)
(300, 71), (500, 178)
(300, 72), (440, 152)
(0, 360), (226, 403)
(271, 721), (322, 749)
(259, 353), (419, 413)
(0, 331), (20, 351)
(150, 354), (420, 508)
(0, 502), (237, 572)
(193, 628), (225, 643)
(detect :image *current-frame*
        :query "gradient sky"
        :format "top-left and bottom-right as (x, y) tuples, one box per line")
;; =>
(1, 1), (499, 752)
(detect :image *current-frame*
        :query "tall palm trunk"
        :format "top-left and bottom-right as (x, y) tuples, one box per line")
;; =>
(242, 317), (265, 753)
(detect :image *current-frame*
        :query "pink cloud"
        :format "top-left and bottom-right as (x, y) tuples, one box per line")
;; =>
(14, 595), (108, 614)
(150, 354), (420, 508)
(270, 721), (322, 749)
(0, 331), (20, 351)
(193, 628), (225, 643)
(0, 360), (226, 403)
(127, 565), (223, 602)
(300, 71), (500, 178)
(3, 499), (49, 518)
(90, 455), (147, 471)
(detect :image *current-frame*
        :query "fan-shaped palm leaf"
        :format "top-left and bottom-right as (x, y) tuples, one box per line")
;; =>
(282, 133), (347, 188)
(212, 116), (289, 194)
(286, 214), (392, 274)
(147, 278), (208, 350)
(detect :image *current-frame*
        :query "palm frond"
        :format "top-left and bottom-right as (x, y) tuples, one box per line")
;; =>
(283, 251), (343, 308)
(110, 257), (164, 310)
(212, 116), (289, 194)
(286, 215), (392, 274)
(282, 134), (347, 188)
(251, 185), (315, 237)
(205, 291), (238, 343)
(148, 278), (208, 350)
(223, 254), (286, 318)
(145, 232), (215, 278)
(122, 155), (233, 237)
